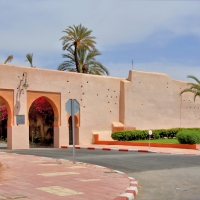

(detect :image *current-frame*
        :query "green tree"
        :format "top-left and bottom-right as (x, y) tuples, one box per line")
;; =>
(25, 53), (35, 67)
(58, 47), (109, 75)
(180, 75), (200, 101)
(4, 55), (13, 64)
(60, 24), (96, 73)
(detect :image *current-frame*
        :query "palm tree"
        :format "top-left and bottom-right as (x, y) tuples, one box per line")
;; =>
(180, 75), (200, 101)
(58, 47), (109, 75)
(25, 53), (35, 67)
(60, 24), (96, 73)
(4, 55), (13, 64)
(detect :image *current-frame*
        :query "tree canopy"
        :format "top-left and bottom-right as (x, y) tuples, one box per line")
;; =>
(29, 97), (54, 126)
(0, 105), (7, 121)
(4, 55), (13, 64)
(59, 24), (108, 75)
(180, 75), (200, 101)
(25, 53), (35, 68)
(58, 47), (109, 75)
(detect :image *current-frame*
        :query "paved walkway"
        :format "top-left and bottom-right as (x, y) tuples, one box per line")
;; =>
(0, 142), (200, 200)
(0, 150), (136, 200)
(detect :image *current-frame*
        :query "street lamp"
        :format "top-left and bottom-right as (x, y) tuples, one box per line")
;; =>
(20, 72), (29, 93)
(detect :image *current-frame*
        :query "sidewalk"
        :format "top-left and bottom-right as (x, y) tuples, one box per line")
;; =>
(0, 151), (137, 200)
(0, 143), (199, 200)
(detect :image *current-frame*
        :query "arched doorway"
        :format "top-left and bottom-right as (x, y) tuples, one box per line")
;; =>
(29, 97), (54, 146)
(0, 97), (8, 143)
(68, 116), (73, 145)
(68, 115), (79, 145)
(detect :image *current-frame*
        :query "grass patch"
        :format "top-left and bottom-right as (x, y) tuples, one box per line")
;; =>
(131, 138), (179, 144)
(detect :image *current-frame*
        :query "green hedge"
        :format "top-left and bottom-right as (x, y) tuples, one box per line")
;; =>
(176, 130), (200, 144)
(111, 128), (200, 143)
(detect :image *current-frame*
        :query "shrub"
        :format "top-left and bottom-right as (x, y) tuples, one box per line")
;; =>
(33, 135), (40, 143)
(176, 130), (200, 144)
(112, 131), (126, 141)
(111, 128), (200, 142)
(152, 131), (160, 139)
(166, 128), (179, 138)
(42, 138), (53, 145)
(111, 130), (149, 141)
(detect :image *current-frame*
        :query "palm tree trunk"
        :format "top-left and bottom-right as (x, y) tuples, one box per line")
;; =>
(74, 42), (79, 73)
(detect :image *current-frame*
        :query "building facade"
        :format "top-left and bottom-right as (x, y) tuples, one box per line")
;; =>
(0, 64), (200, 149)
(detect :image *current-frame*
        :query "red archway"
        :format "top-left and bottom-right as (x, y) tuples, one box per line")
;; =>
(28, 97), (54, 146)
(0, 97), (8, 140)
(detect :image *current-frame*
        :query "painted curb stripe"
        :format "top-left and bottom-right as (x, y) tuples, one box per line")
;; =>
(102, 148), (111, 151)
(60, 146), (200, 156)
(126, 186), (138, 197)
(138, 150), (148, 152)
(128, 149), (137, 152)
(119, 149), (128, 151)
(116, 192), (134, 200)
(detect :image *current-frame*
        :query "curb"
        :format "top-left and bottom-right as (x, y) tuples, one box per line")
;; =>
(61, 146), (154, 153)
(91, 165), (139, 200)
(113, 177), (138, 200)
(61, 146), (200, 156)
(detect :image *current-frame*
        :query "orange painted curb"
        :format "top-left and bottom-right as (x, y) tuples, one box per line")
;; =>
(93, 134), (200, 150)
(61, 146), (68, 148)
(138, 150), (148, 152)
(102, 148), (111, 151)
(88, 147), (95, 150)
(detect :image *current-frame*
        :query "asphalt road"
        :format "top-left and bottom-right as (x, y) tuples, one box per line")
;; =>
(0, 147), (200, 200)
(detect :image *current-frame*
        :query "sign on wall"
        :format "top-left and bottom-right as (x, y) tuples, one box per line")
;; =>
(16, 115), (25, 124)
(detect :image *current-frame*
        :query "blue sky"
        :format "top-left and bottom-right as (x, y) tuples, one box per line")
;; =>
(1, 0), (200, 81)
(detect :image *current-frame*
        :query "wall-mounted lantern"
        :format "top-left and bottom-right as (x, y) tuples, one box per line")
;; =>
(22, 72), (29, 89)
(20, 72), (29, 93)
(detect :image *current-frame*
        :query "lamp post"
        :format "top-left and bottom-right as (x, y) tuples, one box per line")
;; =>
(22, 72), (29, 89)
(20, 72), (29, 94)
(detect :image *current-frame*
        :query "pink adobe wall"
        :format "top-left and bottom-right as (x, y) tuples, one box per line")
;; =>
(0, 63), (200, 149)
(123, 70), (200, 129)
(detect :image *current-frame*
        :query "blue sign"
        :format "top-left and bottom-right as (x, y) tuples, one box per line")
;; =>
(16, 115), (25, 124)
(65, 99), (80, 115)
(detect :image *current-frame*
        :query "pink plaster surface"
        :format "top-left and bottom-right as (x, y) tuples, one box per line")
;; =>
(7, 126), (29, 150)
(0, 152), (130, 200)
(1, 64), (200, 149)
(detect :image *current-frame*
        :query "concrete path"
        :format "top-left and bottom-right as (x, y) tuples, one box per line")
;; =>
(1, 142), (200, 199)
(0, 150), (137, 200)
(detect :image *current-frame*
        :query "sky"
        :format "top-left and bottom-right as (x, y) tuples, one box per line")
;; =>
(1, 0), (200, 82)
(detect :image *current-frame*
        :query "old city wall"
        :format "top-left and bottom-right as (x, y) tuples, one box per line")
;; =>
(0, 64), (200, 149)
(123, 70), (200, 130)
(0, 64), (121, 148)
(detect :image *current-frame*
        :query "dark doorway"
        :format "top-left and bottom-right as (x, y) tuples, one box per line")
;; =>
(68, 116), (73, 145)
(29, 97), (54, 146)
(0, 97), (7, 141)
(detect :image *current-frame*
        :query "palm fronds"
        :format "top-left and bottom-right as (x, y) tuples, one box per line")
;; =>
(60, 24), (96, 72)
(25, 53), (35, 67)
(180, 75), (200, 101)
(4, 55), (13, 64)
(58, 47), (109, 76)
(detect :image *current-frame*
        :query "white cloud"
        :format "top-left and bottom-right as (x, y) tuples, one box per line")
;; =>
(0, 0), (200, 53)
(1, 0), (200, 80)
